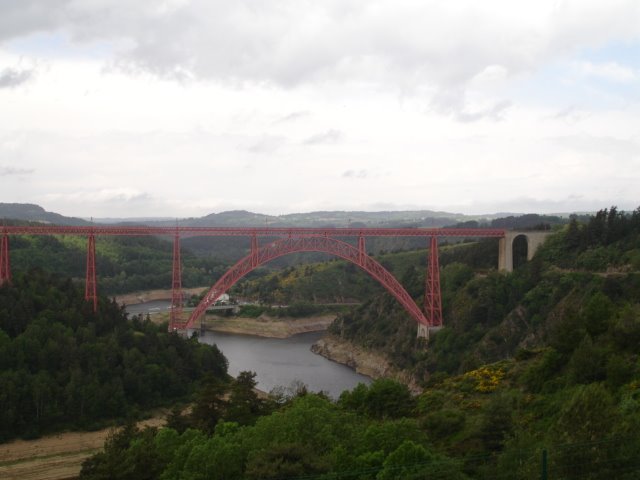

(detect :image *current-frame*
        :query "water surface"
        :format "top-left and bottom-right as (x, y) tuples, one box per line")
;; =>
(199, 330), (371, 398)
(125, 299), (171, 316)
(125, 301), (371, 398)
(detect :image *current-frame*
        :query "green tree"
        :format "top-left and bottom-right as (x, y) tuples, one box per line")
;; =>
(225, 371), (264, 426)
(568, 335), (607, 384)
(377, 440), (467, 480)
(189, 377), (228, 435)
(554, 384), (616, 443)
(164, 405), (190, 434)
(478, 394), (513, 452)
(364, 379), (415, 419)
(245, 443), (329, 480)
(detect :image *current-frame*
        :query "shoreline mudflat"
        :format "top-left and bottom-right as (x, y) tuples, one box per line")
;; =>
(114, 287), (208, 306)
(201, 314), (336, 338)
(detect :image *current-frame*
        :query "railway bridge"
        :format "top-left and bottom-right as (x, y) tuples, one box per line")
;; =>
(0, 226), (551, 339)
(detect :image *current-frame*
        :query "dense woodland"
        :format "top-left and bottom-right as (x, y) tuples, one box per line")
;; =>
(0, 270), (228, 440)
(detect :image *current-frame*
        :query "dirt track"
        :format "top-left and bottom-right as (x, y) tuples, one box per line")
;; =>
(0, 416), (165, 480)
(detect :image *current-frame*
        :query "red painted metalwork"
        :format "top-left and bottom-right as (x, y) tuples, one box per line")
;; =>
(177, 236), (429, 331)
(85, 234), (97, 312)
(250, 234), (258, 268)
(0, 225), (506, 238)
(4, 224), (506, 330)
(358, 235), (366, 264)
(169, 231), (183, 330)
(0, 233), (10, 285)
(424, 236), (443, 327)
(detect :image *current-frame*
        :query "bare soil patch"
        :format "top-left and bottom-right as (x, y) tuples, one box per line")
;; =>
(114, 287), (208, 306)
(0, 415), (166, 480)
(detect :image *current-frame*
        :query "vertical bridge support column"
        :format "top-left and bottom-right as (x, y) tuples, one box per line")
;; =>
(498, 235), (513, 272)
(250, 234), (258, 268)
(420, 236), (443, 338)
(357, 235), (365, 265)
(85, 234), (97, 312)
(170, 231), (183, 331)
(0, 233), (11, 285)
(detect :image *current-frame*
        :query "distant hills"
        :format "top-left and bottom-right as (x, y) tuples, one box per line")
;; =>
(0, 203), (91, 226)
(0, 203), (557, 229)
(141, 209), (468, 228)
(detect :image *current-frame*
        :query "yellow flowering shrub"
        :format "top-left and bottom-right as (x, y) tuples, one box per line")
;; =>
(463, 366), (505, 393)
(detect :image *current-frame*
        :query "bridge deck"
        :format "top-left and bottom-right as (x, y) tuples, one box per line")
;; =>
(1, 226), (505, 238)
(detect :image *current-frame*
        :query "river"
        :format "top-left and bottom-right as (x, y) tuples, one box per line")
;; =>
(125, 301), (371, 398)
(125, 299), (172, 316)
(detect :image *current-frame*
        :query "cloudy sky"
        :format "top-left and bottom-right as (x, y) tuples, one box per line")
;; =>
(0, 0), (639, 218)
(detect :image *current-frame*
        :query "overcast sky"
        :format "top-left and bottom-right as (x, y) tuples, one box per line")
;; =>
(0, 0), (639, 218)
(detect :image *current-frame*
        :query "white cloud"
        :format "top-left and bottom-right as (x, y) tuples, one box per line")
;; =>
(44, 188), (151, 204)
(0, 1), (639, 217)
(1, 1), (639, 92)
(0, 165), (34, 176)
(246, 135), (286, 154)
(303, 130), (343, 145)
(273, 111), (310, 124)
(342, 169), (368, 179)
(574, 61), (637, 83)
(0, 66), (34, 88)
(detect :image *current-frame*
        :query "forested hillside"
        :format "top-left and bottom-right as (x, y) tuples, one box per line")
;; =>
(0, 270), (228, 441)
(328, 207), (640, 378)
(7, 233), (228, 294)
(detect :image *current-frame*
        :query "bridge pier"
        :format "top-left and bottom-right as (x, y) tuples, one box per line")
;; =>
(417, 324), (429, 339)
(498, 231), (552, 272)
(170, 231), (183, 331)
(0, 233), (11, 285)
(85, 234), (97, 312)
(424, 236), (443, 328)
(417, 324), (444, 340)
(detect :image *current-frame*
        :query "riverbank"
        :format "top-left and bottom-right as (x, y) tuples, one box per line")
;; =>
(115, 287), (208, 306)
(311, 334), (422, 393)
(201, 313), (336, 338)
(0, 413), (167, 480)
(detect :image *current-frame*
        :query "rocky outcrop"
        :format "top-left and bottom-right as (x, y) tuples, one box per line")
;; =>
(311, 334), (422, 393)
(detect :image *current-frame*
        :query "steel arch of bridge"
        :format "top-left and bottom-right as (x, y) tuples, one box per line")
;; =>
(175, 235), (429, 331)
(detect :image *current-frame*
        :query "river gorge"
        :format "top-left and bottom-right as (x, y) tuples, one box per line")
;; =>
(125, 300), (372, 397)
